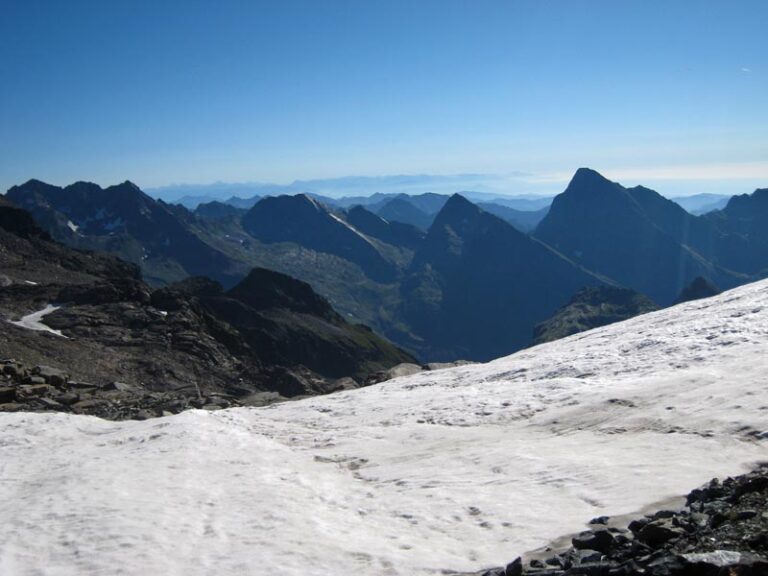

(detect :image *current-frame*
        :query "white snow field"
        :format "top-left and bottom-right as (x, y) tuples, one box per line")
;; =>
(2, 280), (768, 576)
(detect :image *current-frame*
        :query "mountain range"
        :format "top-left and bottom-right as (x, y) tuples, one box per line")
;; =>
(5, 168), (767, 363)
(0, 195), (414, 417)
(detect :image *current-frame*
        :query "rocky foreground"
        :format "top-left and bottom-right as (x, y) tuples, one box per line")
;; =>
(479, 467), (768, 576)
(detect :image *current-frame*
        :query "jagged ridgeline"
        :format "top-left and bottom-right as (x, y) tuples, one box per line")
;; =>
(5, 169), (768, 363)
(0, 195), (414, 418)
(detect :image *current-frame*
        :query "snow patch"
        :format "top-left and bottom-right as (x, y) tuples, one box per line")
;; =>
(66, 220), (79, 233)
(8, 304), (67, 338)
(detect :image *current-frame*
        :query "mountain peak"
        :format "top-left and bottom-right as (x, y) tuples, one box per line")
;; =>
(439, 193), (481, 218)
(567, 167), (615, 191)
(227, 266), (337, 319)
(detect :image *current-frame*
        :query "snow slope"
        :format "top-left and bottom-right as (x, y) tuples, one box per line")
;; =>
(1, 280), (768, 576)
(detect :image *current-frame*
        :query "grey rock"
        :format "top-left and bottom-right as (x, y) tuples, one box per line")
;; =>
(505, 557), (523, 576)
(572, 529), (615, 553)
(637, 519), (685, 546)
(32, 365), (68, 386)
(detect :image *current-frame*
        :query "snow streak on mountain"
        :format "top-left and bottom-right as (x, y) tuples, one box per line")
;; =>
(2, 280), (767, 575)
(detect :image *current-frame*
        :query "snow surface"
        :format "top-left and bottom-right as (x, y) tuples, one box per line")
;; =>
(8, 304), (67, 338)
(2, 281), (768, 575)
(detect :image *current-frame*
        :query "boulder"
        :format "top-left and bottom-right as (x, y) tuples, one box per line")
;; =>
(637, 519), (685, 547)
(33, 365), (69, 386)
(16, 384), (53, 398)
(572, 529), (616, 553)
(0, 387), (16, 403)
(505, 557), (523, 576)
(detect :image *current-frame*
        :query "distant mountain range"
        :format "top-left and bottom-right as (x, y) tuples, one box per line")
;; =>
(145, 173), (553, 207)
(6, 168), (766, 362)
(670, 193), (731, 215)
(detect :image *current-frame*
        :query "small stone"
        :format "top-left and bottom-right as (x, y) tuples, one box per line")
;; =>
(101, 381), (134, 392)
(736, 509), (757, 520)
(0, 402), (25, 412)
(54, 392), (80, 406)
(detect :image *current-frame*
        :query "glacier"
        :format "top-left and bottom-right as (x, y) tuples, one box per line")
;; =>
(1, 279), (767, 575)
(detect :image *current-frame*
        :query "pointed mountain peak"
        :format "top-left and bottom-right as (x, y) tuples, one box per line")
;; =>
(441, 193), (480, 215)
(294, 193), (326, 211)
(426, 194), (488, 240)
(567, 167), (615, 190)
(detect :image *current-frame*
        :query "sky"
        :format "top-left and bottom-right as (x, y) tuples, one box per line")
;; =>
(1, 0), (766, 197)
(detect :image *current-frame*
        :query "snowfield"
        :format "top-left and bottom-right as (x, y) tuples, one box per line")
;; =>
(2, 280), (768, 576)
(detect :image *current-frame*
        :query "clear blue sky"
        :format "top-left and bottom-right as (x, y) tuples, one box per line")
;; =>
(1, 0), (766, 196)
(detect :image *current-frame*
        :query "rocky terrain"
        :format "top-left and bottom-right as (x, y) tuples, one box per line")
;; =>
(479, 467), (768, 576)
(0, 197), (416, 416)
(533, 286), (659, 345)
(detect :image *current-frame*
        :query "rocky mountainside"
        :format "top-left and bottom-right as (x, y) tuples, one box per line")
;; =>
(6, 179), (239, 286)
(375, 196), (435, 230)
(533, 286), (659, 345)
(400, 194), (607, 361)
(7, 171), (766, 364)
(0, 198), (414, 418)
(242, 193), (401, 282)
(704, 188), (768, 275)
(345, 205), (425, 250)
(194, 200), (246, 221)
(675, 276), (721, 304)
(534, 168), (744, 305)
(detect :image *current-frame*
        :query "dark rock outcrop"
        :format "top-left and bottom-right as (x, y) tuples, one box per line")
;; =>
(533, 286), (659, 345)
(675, 277), (721, 304)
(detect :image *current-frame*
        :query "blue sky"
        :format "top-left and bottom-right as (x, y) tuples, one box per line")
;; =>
(1, 0), (766, 197)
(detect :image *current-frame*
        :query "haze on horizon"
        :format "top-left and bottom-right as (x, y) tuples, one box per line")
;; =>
(1, 0), (766, 197)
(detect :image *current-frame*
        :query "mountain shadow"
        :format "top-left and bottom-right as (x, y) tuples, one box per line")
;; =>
(400, 194), (607, 361)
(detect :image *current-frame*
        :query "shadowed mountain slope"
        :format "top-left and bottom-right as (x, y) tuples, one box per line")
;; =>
(400, 194), (607, 361)
(534, 168), (743, 305)
(242, 194), (399, 282)
(6, 179), (238, 286)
